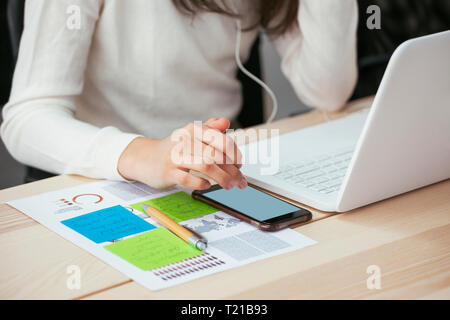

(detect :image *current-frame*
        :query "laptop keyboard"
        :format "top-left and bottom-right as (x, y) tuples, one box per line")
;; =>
(273, 147), (354, 195)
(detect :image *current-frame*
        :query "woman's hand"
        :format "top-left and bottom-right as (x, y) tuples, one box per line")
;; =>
(117, 118), (247, 191)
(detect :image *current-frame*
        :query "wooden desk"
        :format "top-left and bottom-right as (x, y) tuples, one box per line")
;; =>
(1, 97), (449, 299)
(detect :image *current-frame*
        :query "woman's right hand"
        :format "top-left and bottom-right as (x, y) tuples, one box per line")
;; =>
(117, 118), (247, 191)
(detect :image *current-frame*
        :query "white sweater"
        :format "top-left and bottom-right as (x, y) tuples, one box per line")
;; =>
(1, 0), (358, 181)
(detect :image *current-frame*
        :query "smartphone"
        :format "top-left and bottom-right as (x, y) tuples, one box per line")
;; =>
(192, 184), (312, 231)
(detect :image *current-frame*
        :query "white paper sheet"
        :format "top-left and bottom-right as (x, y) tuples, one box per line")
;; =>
(8, 180), (317, 291)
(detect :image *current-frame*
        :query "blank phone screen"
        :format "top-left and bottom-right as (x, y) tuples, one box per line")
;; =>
(202, 186), (300, 222)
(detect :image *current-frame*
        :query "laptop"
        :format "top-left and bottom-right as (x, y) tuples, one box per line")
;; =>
(240, 31), (450, 212)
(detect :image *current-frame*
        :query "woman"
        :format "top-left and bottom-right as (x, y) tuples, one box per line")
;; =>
(1, 0), (358, 191)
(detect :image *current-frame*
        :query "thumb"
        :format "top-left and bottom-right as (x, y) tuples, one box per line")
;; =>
(205, 118), (231, 133)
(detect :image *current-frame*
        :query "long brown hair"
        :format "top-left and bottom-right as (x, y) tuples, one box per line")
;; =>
(172, 0), (299, 36)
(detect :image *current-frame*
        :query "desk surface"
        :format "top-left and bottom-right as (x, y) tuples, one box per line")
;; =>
(1, 97), (449, 300)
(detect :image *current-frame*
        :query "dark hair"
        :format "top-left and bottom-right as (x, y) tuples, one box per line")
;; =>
(172, 0), (299, 36)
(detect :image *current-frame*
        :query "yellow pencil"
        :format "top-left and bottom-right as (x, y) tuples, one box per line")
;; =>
(141, 203), (207, 251)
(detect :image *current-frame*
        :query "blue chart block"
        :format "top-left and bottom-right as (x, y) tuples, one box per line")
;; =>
(61, 205), (155, 243)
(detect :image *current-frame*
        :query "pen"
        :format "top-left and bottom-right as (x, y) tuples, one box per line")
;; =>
(141, 203), (207, 251)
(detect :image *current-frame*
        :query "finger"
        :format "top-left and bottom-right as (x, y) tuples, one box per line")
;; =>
(182, 122), (242, 167)
(197, 144), (245, 189)
(180, 155), (237, 190)
(198, 139), (241, 168)
(171, 169), (211, 190)
(219, 164), (247, 189)
(198, 126), (243, 167)
(204, 118), (219, 126)
(205, 118), (230, 132)
(201, 141), (227, 165)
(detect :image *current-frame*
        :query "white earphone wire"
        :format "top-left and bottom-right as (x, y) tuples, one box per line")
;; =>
(234, 18), (279, 123)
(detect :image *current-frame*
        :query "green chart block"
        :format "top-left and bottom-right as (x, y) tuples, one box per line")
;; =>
(131, 191), (218, 222)
(104, 227), (202, 270)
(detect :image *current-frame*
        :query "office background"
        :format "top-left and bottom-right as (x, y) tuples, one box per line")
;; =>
(1, 0), (449, 189)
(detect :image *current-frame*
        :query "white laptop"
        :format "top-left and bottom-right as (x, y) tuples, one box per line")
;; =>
(240, 31), (450, 212)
